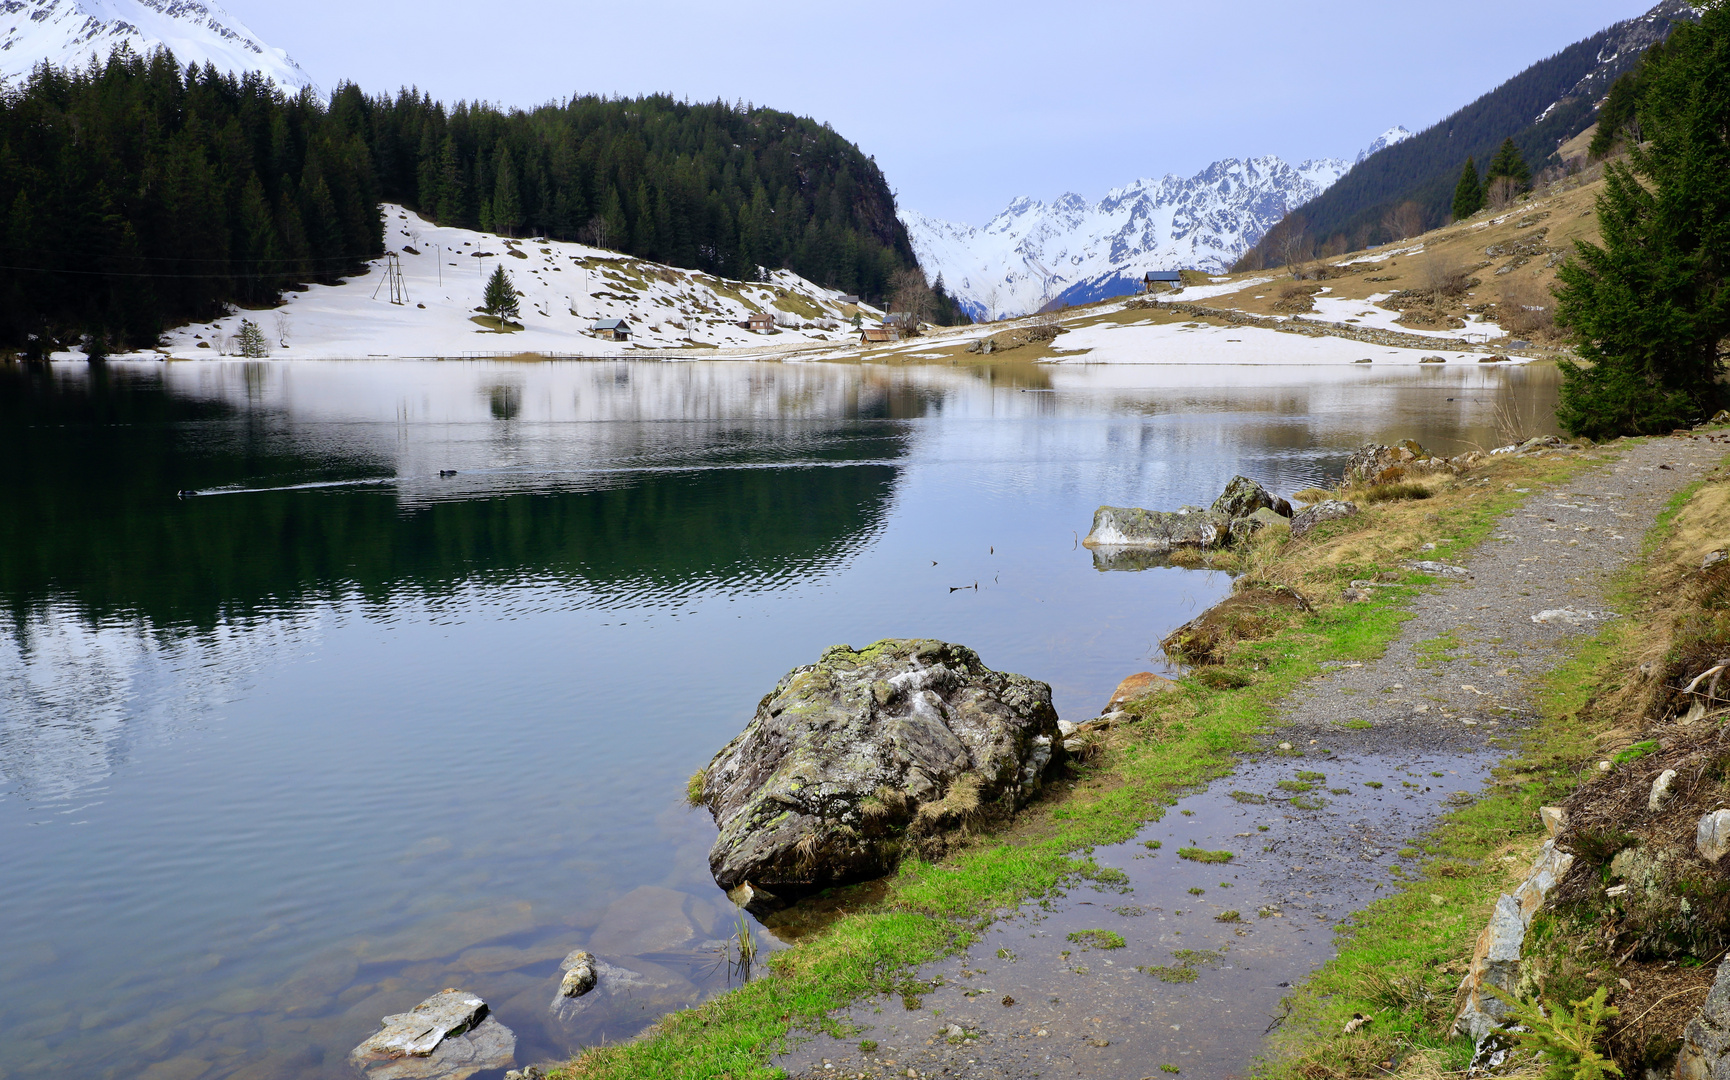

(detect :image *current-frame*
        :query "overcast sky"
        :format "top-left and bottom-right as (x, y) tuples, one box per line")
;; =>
(234, 0), (1651, 224)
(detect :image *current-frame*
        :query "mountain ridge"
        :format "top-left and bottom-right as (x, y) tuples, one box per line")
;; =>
(903, 128), (1409, 320)
(0, 0), (315, 91)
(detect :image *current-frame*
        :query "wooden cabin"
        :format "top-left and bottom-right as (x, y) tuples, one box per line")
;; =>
(746, 311), (776, 331)
(1142, 271), (1184, 293)
(592, 318), (631, 341)
(860, 325), (899, 344)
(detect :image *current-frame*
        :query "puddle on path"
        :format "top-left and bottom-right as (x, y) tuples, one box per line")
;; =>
(775, 746), (1499, 1080)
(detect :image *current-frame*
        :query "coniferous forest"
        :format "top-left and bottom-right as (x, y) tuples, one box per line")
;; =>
(0, 48), (923, 352)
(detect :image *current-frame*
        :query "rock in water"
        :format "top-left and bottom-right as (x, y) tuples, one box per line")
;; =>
(1105, 672), (1180, 712)
(1289, 500), (1358, 539)
(1211, 476), (1291, 520)
(557, 950), (597, 998)
(349, 990), (515, 1080)
(1082, 505), (1229, 552)
(696, 640), (1062, 911)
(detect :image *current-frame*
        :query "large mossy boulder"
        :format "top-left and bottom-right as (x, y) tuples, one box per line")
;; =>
(1211, 475), (1292, 520)
(695, 639), (1062, 912)
(1082, 505), (1230, 552)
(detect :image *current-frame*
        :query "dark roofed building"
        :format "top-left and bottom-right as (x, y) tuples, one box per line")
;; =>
(592, 318), (631, 340)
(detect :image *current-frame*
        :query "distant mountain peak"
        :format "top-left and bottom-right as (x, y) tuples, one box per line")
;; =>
(1357, 126), (1414, 162)
(903, 133), (1400, 319)
(0, 0), (315, 92)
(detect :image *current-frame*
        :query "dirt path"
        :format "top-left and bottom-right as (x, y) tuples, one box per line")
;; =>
(774, 435), (1723, 1080)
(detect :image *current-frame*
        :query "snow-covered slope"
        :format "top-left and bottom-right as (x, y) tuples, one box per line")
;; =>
(903, 137), (1401, 319)
(0, 0), (314, 91)
(1357, 126), (1414, 163)
(149, 205), (877, 359)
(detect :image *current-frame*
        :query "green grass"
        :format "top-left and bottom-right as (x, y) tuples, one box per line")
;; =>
(558, 452), (1611, 1080)
(1177, 847), (1235, 864)
(1066, 929), (1126, 950)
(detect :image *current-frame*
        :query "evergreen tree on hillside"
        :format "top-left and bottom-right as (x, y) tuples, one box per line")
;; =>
(1484, 138), (1532, 191)
(482, 265), (521, 327)
(1452, 158), (1484, 220)
(1589, 72), (1640, 159)
(1554, 4), (1730, 438)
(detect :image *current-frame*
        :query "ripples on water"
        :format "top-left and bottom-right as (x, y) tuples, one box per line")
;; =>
(0, 358), (1559, 1079)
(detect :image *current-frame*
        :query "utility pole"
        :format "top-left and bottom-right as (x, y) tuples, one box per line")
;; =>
(372, 252), (408, 305)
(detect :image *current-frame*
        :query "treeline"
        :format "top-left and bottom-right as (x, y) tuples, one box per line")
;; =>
(0, 49), (384, 353)
(1235, 3), (1697, 268)
(363, 90), (918, 303)
(0, 49), (928, 353)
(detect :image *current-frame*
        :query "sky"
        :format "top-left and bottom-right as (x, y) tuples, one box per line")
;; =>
(234, 0), (1654, 224)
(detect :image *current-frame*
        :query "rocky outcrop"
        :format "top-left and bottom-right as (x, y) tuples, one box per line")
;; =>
(1453, 839), (1575, 1042)
(1290, 500), (1359, 539)
(349, 990), (516, 1080)
(1105, 672), (1180, 711)
(556, 950), (597, 999)
(1679, 958), (1730, 1080)
(1341, 440), (1453, 487)
(695, 639), (1063, 913)
(1082, 505), (1230, 552)
(1229, 507), (1292, 544)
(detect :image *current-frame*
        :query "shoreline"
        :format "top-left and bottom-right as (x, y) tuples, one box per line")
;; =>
(549, 433), (1685, 1079)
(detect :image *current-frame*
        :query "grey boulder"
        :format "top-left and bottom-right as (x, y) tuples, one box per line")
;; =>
(1341, 440), (1451, 487)
(1679, 957), (1730, 1079)
(1229, 507), (1292, 544)
(695, 639), (1062, 912)
(349, 990), (515, 1080)
(1082, 505), (1229, 552)
(1290, 500), (1359, 539)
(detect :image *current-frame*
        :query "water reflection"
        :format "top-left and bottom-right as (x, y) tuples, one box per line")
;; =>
(0, 358), (1559, 1080)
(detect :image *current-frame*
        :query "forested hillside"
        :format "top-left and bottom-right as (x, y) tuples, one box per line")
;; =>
(0, 49), (920, 353)
(1237, 0), (1697, 266)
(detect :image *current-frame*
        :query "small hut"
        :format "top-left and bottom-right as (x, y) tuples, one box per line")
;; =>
(746, 311), (776, 331)
(1142, 271), (1184, 293)
(592, 318), (631, 341)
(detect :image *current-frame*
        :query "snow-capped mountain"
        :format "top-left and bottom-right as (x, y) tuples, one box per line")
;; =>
(1357, 125), (1414, 162)
(903, 136), (1401, 319)
(0, 0), (314, 91)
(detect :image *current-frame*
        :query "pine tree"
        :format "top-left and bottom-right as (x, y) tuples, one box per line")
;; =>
(1484, 137), (1532, 191)
(482, 264), (521, 328)
(1554, 4), (1730, 438)
(1451, 158), (1483, 220)
(492, 142), (522, 237)
(1589, 72), (1639, 159)
(236, 318), (269, 357)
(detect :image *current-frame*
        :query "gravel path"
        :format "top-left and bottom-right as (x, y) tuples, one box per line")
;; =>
(776, 434), (1725, 1080)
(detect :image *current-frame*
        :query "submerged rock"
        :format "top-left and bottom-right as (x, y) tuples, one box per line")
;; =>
(1082, 505), (1230, 552)
(695, 639), (1062, 911)
(1289, 499), (1358, 539)
(349, 990), (515, 1080)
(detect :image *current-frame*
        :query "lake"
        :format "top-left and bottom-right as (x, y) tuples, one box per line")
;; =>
(0, 357), (1559, 1080)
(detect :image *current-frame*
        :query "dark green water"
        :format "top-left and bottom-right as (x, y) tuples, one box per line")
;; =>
(0, 358), (1559, 1080)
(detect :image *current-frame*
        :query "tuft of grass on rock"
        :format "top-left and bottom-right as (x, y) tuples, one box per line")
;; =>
(1177, 847), (1234, 864)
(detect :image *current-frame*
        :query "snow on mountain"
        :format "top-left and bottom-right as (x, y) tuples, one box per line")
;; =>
(903, 131), (1414, 319)
(1357, 126), (1414, 163)
(0, 0), (315, 91)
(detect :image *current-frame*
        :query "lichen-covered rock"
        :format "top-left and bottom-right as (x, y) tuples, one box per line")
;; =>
(1453, 840), (1574, 1042)
(1211, 476), (1292, 520)
(1341, 440), (1451, 487)
(1083, 505), (1229, 551)
(350, 991), (516, 1080)
(556, 950), (596, 998)
(696, 640), (1062, 911)
(1680, 957), (1730, 1080)
(1289, 500), (1359, 539)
